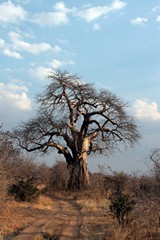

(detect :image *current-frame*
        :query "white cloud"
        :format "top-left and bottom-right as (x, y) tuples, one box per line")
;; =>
(3, 48), (22, 59)
(5, 82), (28, 92)
(29, 66), (53, 80)
(110, 0), (126, 10)
(152, 6), (160, 13)
(49, 59), (75, 69)
(0, 37), (22, 59)
(131, 17), (148, 26)
(0, 82), (32, 111)
(5, 32), (62, 59)
(93, 23), (101, 31)
(156, 15), (160, 22)
(0, 38), (5, 48)
(134, 99), (160, 121)
(54, 2), (72, 13)
(0, 1), (27, 25)
(31, 1), (126, 26)
(52, 45), (62, 53)
(67, 60), (75, 65)
(32, 11), (69, 27)
(53, 1), (76, 16)
(49, 59), (63, 69)
(8, 31), (54, 54)
(32, 1), (76, 27)
(29, 60), (75, 80)
(77, 0), (126, 22)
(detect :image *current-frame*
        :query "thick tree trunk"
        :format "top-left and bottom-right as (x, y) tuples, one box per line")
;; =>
(67, 137), (90, 190)
(67, 156), (90, 190)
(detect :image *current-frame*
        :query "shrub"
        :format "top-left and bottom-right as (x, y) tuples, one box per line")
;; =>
(8, 180), (42, 202)
(104, 172), (128, 196)
(109, 194), (136, 227)
(90, 172), (106, 196)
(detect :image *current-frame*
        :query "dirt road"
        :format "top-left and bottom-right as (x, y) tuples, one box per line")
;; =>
(59, 200), (82, 240)
(13, 196), (83, 240)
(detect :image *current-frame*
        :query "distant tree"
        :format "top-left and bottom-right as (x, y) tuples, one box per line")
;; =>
(0, 125), (19, 194)
(104, 172), (128, 195)
(0, 125), (49, 188)
(149, 148), (160, 196)
(11, 71), (140, 190)
(49, 161), (68, 191)
(0, 125), (18, 166)
(9, 156), (50, 186)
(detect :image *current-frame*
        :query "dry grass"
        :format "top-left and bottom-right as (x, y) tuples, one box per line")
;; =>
(32, 195), (54, 210)
(0, 195), (56, 240)
(75, 193), (160, 240)
(76, 195), (110, 239)
(77, 197), (108, 213)
(0, 191), (160, 240)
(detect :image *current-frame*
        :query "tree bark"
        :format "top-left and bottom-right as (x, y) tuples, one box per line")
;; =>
(67, 156), (90, 190)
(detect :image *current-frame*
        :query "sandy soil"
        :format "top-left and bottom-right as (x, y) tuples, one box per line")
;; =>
(9, 195), (83, 240)
(59, 200), (82, 240)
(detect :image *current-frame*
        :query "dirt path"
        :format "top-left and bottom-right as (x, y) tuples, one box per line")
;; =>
(59, 215), (80, 240)
(12, 197), (83, 240)
(59, 201), (82, 240)
(13, 219), (51, 240)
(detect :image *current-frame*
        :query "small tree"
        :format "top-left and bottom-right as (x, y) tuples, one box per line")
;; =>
(11, 71), (140, 190)
(109, 194), (136, 227)
(8, 180), (41, 202)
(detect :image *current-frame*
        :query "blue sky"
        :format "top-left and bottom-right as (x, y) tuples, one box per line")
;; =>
(0, 0), (160, 174)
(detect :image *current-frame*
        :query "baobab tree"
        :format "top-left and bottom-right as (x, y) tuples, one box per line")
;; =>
(12, 71), (140, 190)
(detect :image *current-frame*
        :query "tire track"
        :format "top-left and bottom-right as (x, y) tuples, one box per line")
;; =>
(12, 199), (62, 240)
(59, 200), (83, 240)
(12, 197), (83, 240)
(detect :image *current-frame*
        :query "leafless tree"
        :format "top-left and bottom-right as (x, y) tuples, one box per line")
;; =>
(0, 125), (18, 165)
(8, 156), (50, 186)
(0, 125), (49, 191)
(0, 125), (19, 194)
(149, 148), (160, 197)
(103, 172), (128, 195)
(49, 161), (68, 191)
(11, 71), (140, 190)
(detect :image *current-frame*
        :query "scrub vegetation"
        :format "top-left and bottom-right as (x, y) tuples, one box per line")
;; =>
(0, 124), (160, 239)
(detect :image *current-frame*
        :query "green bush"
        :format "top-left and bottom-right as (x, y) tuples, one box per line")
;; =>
(109, 194), (136, 227)
(8, 180), (41, 202)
